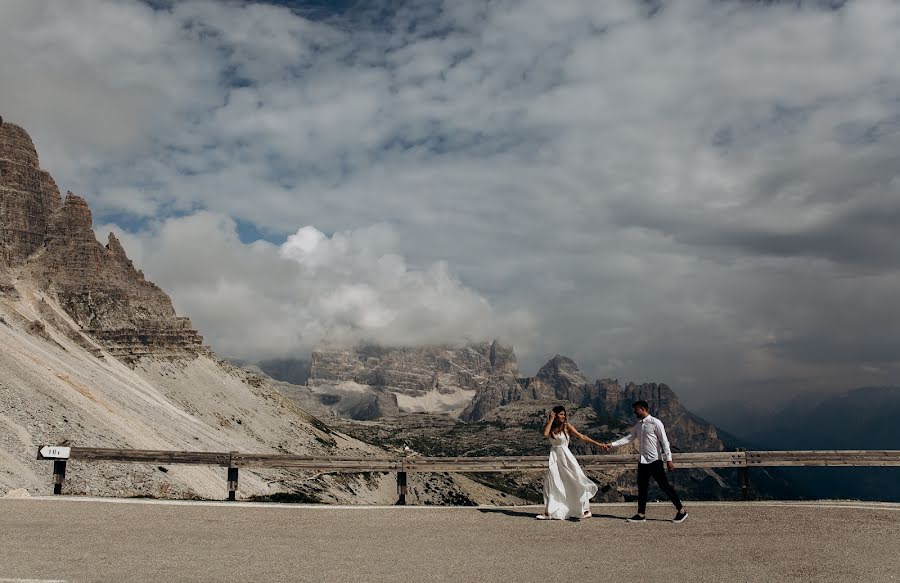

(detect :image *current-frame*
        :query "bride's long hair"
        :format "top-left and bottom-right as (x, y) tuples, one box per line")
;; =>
(549, 405), (568, 436)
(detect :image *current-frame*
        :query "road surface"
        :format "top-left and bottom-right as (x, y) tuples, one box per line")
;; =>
(1, 498), (898, 583)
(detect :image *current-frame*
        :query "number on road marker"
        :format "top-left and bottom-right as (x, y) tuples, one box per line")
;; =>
(39, 446), (71, 459)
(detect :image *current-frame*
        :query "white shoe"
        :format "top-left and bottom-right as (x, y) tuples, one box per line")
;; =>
(535, 514), (550, 520)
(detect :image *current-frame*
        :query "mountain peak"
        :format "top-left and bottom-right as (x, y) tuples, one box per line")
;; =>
(535, 354), (589, 388)
(0, 120), (40, 168)
(45, 192), (94, 240)
(1, 118), (209, 364)
(0, 119), (62, 266)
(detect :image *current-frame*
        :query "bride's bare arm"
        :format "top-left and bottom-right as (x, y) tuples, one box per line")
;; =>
(543, 411), (556, 437)
(566, 423), (606, 448)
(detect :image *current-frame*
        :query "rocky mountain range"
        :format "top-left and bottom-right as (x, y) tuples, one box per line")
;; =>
(1, 116), (756, 506)
(282, 341), (517, 419)
(0, 118), (515, 505)
(291, 344), (724, 455)
(270, 339), (746, 502)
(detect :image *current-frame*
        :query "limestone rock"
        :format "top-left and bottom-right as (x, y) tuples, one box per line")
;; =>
(0, 262), (15, 297)
(518, 355), (589, 402)
(35, 297), (105, 357)
(257, 358), (310, 385)
(25, 194), (209, 362)
(275, 379), (401, 421)
(464, 354), (725, 453)
(618, 382), (723, 452)
(0, 122), (61, 266)
(461, 353), (599, 421)
(0, 120), (209, 364)
(457, 377), (527, 422)
(305, 340), (519, 419)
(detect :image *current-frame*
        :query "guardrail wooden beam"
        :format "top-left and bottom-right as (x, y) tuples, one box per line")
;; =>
(35, 446), (900, 502)
(66, 448), (232, 466)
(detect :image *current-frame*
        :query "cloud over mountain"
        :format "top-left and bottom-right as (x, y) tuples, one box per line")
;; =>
(103, 214), (535, 360)
(3, 0), (900, 405)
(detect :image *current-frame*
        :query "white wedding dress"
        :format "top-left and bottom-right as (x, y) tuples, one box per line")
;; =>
(541, 431), (599, 520)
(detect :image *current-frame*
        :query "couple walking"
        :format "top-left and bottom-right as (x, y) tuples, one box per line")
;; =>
(536, 400), (688, 523)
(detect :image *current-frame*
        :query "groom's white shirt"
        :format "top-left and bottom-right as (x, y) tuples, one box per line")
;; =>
(611, 415), (673, 464)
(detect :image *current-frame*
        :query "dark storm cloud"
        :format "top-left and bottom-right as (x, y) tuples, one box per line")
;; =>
(610, 134), (900, 270)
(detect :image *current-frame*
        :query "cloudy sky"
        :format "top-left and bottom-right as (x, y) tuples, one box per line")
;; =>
(2, 0), (899, 412)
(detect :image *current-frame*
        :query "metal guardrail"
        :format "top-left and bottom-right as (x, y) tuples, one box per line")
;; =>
(36, 446), (900, 504)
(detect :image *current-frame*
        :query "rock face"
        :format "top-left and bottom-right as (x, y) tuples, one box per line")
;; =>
(257, 358), (310, 386)
(0, 262), (13, 296)
(463, 354), (724, 453)
(276, 379), (402, 421)
(0, 121), (208, 363)
(305, 340), (519, 419)
(310, 340), (518, 395)
(0, 122), (62, 266)
(302, 341), (724, 453)
(518, 355), (589, 401)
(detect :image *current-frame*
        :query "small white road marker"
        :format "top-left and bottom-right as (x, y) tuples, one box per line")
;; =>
(37, 446), (70, 459)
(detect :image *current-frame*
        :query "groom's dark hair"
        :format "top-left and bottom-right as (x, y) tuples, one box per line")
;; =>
(632, 400), (650, 411)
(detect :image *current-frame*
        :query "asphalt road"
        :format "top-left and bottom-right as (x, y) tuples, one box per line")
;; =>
(1, 498), (898, 583)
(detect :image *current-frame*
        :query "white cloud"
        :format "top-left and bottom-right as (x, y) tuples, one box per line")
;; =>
(100, 214), (535, 360)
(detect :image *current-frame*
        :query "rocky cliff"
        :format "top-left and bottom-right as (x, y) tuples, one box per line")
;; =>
(0, 121), (62, 267)
(304, 340), (519, 419)
(463, 354), (724, 452)
(299, 339), (724, 455)
(0, 121), (207, 363)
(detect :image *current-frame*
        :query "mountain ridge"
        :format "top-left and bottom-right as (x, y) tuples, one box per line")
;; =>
(0, 118), (517, 505)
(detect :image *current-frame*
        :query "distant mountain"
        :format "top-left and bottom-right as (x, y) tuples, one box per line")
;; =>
(293, 343), (727, 455)
(302, 347), (762, 502)
(757, 387), (900, 450)
(258, 357), (310, 385)
(707, 387), (900, 501)
(294, 341), (518, 419)
(465, 354), (726, 454)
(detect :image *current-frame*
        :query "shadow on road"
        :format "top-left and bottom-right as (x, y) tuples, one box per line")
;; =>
(477, 508), (537, 518)
(477, 508), (639, 522)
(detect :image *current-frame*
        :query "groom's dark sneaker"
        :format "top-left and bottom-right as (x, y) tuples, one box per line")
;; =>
(673, 510), (688, 523)
(626, 514), (646, 522)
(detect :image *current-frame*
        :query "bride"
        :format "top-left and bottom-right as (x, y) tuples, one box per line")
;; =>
(537, 406), (604, 520)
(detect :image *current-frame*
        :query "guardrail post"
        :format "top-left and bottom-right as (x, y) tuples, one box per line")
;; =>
(227, 467), (239, 501)
(736, 448), (750, 500)
(396, 448), (410, 506)
(52, 460), (67, 495)
(227, 452), (238, 501)
(396, 471), (407, 505)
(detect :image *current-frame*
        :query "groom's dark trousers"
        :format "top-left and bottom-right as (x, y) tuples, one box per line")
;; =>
(637, 460), (683, 514)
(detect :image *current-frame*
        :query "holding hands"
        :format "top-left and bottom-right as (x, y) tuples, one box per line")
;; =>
(543, 409), (613, 453)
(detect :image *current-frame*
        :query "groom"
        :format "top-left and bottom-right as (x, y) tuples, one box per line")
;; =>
(602, 400), (688, 523)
